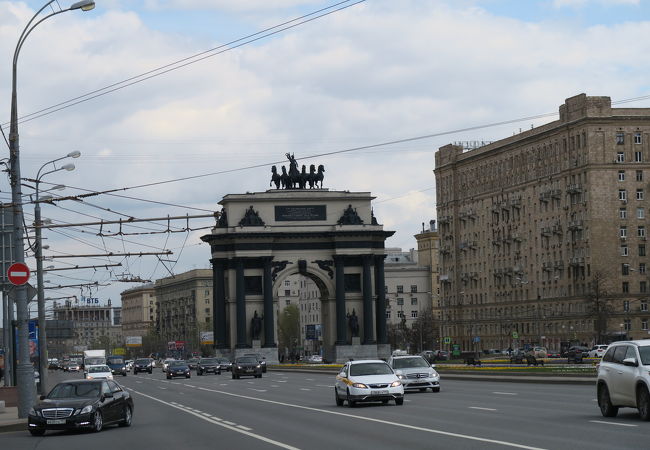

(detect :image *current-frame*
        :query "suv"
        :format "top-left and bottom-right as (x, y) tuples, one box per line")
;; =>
(589, 345), (609, 358)
(243, 353), (267, 373)
(133, 358), (153, 374)
(597, 340), (650, 420)
(388, 355), (440, 392)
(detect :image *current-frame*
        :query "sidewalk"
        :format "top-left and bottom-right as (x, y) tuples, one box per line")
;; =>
(0, 406), (26, 433)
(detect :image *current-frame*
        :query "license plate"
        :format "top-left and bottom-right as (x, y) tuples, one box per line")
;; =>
(246, 369), (253, 372)
(47, 419), (66, 425)
(372, 390), (389, 395)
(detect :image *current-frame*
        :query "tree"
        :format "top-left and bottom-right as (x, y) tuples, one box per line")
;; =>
(406, 307), (439, 353)
(278, 304), (300, 356)
(586, 271), (613, 344)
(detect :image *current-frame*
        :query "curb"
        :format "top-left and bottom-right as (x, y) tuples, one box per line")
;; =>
(0, 420), (26, 434)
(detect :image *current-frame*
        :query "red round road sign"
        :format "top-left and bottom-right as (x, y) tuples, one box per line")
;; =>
(7, 262), (30, 285)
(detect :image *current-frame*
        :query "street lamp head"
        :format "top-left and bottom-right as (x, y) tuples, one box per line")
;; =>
(62, 163), (75, 171)
(67, 150), (81, 159)
(70, 1), (96, 11)
(50, 184), (66, 191)
(39, 195), (53, 202)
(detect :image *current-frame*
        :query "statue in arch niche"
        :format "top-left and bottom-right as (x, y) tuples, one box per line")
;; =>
(347, 309), (359, 338)
(251, 311), (263, 340)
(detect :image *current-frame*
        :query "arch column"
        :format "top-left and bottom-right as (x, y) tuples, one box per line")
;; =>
(374, 255), (387, 345)
(362, 255), (375, 344)
(334, 255), (347, 345)
(262, 257), (276, 347)
(235, 258), (248, 348)
(212, 258), (227, 349)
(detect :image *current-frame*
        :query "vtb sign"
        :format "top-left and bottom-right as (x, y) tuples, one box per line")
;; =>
(7, 262), (30, 285)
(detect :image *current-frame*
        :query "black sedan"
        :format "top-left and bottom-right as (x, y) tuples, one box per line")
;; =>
(28, 379), (133, 436)
(232, 356), (263, 379)
(216, 357), (232, 372)
(166, 360), (191, 379)
(133, 358), (153, 374)
(187, 358), (200, 371)
(244, 353), (267, 373)
(196, 358), (221, 375)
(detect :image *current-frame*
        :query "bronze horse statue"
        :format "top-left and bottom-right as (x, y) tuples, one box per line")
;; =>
(309, 164), (325, 189)
(270, 165), (281, 189)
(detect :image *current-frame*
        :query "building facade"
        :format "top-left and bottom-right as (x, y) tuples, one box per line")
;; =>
(384, 247), (432, 326)
(120, 283), (157, 339)
(435, 94), (650, 352)
(154, 269), (212, 354)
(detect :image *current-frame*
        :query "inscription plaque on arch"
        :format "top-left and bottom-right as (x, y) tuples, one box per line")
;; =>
(275, 205), (326, 221)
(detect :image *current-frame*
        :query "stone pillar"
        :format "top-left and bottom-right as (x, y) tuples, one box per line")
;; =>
(334, 255), (347, 345)
(235, 258), (248, 348)
(362, 255), (375, 344)
(374, 255), (387, 345)
(262, 257), (276, 347)
(212, 258), (227, 349)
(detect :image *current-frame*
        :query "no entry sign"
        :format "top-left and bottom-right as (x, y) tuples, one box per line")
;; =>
(7, 262), (30, 285)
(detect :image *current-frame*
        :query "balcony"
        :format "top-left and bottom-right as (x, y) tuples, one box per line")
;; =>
(567, 184), (583, 194)
(542, 262), (553, 272)
(553, 225), (563, 235)
(438, 216), (453, 225)
(550, 189), (563, 199)
(539, 191), (550, 202)
(541, 227), (553, 237)
(568, 220), (584, 230)
(510, 197), (522, 208)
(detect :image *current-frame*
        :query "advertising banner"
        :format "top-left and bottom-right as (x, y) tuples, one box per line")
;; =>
(200, 331), (214, 345)
(125, 336), (143, 347)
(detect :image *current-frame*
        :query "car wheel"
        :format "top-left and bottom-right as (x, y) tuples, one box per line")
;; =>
(167, 375), (172, 379)
(197, 371), (202, 376)
(29, 429), (45, 436)
(92, 411), (103, 432)
(232, 373), (236, 379)
(598, 384), (619, 418)
(119, 406), (132, 427)
(346, 389), (356, 408)
(335, 388), (344, 406)
(395, 397), (404, 405)
(148, 370), (152, 374)
(123, 373), (127, 377)
(637, 386), (650, 421)
(381, 399), (389, 404)
(186, 374), (191, 378)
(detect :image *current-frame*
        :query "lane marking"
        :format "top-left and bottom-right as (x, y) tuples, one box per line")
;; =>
(223, 421), (237, 426)
(306, 378), (314, 381)
(469, 407), (497, 411)
(159, 387), (167, 390)
(277, 380), (287, 383)
(493, 392), (517, 396)
(250, 389), (267, 392)
(300, 388), (311, 391)
(135, 381), (142, 384)
(271, 385), (279, 388)
(128, 388), (297, 449)
(193, 387), (546, 449)
(589, 420), (638, 427)
(237, 425), (253, 431)
(316, 385), (333, 388)
(184, 384), (196, 387)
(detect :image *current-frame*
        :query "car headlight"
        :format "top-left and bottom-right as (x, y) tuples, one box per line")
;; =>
(390, 381), (402, 387)
(237, 366), (243, 370)
(430, 371), (438, 377)
(397, 374), (406, 380)
(29, 407), (39, 416)
(86, 376), (94, 380)
(256, 364), (261, 368)
(352, 383), (368, 389)
(80, 405), (93, 415)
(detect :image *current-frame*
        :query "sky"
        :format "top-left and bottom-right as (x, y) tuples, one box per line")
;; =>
(3, 0), (650, 315)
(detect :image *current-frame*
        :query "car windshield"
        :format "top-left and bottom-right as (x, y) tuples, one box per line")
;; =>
(170, 361), (187, 367)
(350, 363), (393, 376)
(107, 358), (124, 364)
(393, 357), (429, 369)
(216, 358), (229, 363)
(88, 365), (110, 373)
(244, 354), (261, 359)
(237, 357), (257, 364)
(639, 346), (650, 365)
(48, 382), (101, 399)
(200, 359), (217, 364)
(135, 359), (149, 364)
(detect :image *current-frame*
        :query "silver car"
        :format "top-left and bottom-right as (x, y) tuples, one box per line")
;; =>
(388, 355), (440, 392)
(597, 339), (650, 420)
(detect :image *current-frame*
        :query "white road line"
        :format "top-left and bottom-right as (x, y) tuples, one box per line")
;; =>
(223, 421), (237, 426)
(300, 388), (311, 391)
(271, 385), (279, 388)
(493, 392), (517, 396)
(220, 384), (228, 386)
(201, 412), (212, 416)
(316, 385), (332, 388)
(305, 378), (314, 381)
(184, 384), (196, 388)
(277, 380), (287, 383)
(159, 387), (167, 390)
(250, 389), (267, 392)
(128, 388), (297, 449)
(135, 381), (142, 384)
(237, 425), (253, 431)
(469, 407), (497, 411)
(589, 420), (638, 427)
(193, 387), (546, 449)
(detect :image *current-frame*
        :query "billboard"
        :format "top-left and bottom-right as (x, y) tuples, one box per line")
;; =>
(125, 336), (142, 347)
(200, 331), (214, 345)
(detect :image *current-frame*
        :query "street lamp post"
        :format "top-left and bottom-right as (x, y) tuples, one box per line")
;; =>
(31, 153), (78, 394)
(8, 0), (94, 417)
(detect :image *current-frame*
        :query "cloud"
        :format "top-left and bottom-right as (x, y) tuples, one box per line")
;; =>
(553, 0), (640, 7)
(142, 0), (323, 12)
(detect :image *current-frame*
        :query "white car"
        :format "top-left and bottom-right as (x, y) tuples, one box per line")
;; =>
(388, 355), (440, 392)
(162, 359), (175, 373)
(589, 345), (609, 358)
(597, 339), (650, 420)
(334, 360), (404, 407)
(84, 364), (113, 380)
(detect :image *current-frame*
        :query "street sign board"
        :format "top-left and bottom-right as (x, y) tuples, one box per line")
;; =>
(473, 336), (481, 343)
(443, 336), (451, 344)
(7, 262), (30, 285)
(8, 282), (37, 302)
(512, 331), (519, 339)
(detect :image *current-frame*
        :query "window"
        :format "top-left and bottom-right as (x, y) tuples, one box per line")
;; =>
(397, 311), (404, 319)
(618, 170), (626, 181)
(619, 189), (627, 201)
(411, 310), (418, 319)
(397, 298), (404, 306)
(284, 280), (290, 287)
(641, 281), (647, 293)
(638, 189), (645, 201)
(410, 285), (418, 293)
(411, 298), (418, 305)
(624, 301), (630, 312)
(624, 319), (632, 331)
(642, 302), (648, 312)
(385, 311), (391, 319)
(636, 151), (644, 163)
(620, 226), (627, 238)
(639, 226), (646, 238)
(623, 282), (629, 293)
(641, 263), (647, 274)
(617, 132), (625, 145)
(635, 132), (643, 144)
(620, 208), (628, 219)
(640, 245), (647, 256)
(285, 300), (290, 306)
(637, 170), (644, 182)
(622, 264), (630, 276)
(643, 319), (648, 331)
(621, 245), (629, 256)
(396, 285), (404, 294)
(638, 208), (645, 219)
(285, 290), (291, 296)
(617, 151), (625, 162)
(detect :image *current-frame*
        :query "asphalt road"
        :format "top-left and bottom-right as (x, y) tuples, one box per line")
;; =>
(2, 368), (648, 449)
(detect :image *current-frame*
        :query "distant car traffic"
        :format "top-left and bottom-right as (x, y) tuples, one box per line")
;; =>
(133, 358), (153, 374)
(215, 357), (232, 371)
(166, 360), (191, 379)
(589, 345), (609, 358)
(567, 346), (589, 363)
(307, 355), (323, 363)
(335, 360), (404, 407)
(28, 379), (133, 435)
(597, 339), (650, 420)
(85, 365), (113, 381)
(63, 361), (80, 372)
(232, 356), (263, 379)
(187, 358), (200, 371)
(106, 356), (127, 377)
(243, 353), (267, 373)
(528, 347), (548, 358)
(196, 358), (221, 375)
(388, 355), (440, 392)
(161, 359), (175, 373)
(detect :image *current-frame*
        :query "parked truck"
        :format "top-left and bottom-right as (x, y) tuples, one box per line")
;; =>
(83, 349), (106, 368)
